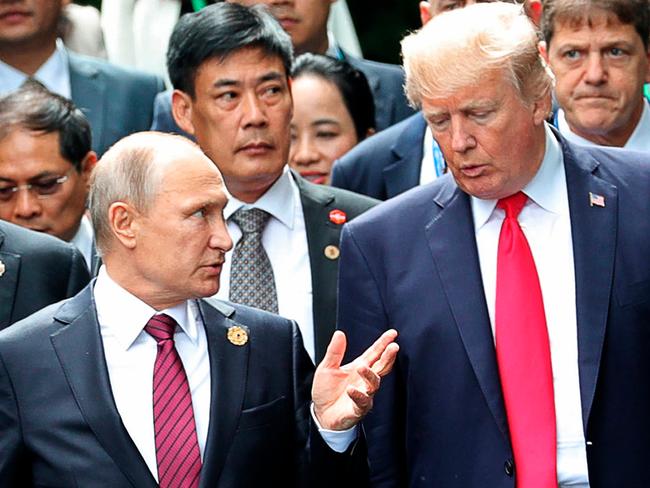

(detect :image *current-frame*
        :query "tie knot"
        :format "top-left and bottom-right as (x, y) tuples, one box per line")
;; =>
(230, 208), (271, 234)
(497, 191), (528, 219)
(145, 314), (177, 343)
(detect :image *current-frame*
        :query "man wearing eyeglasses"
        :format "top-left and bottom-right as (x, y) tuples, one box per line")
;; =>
(0, 80), (97, 271)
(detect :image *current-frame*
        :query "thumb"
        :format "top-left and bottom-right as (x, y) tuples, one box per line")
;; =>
(318, 330), (347, 369)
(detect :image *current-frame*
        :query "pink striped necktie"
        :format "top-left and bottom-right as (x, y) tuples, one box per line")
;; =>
(145, 314), (202, 488)
(495, 192), (557, 487)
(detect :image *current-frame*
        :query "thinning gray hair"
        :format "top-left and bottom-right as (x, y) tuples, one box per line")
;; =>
(402, 2), (553, 108)
(89, 132), (197, 255)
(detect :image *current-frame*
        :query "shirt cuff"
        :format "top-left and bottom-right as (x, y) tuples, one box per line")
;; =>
(310, 403), (358, 453)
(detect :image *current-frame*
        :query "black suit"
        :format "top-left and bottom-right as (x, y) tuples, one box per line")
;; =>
(69, 51), (165, 156)
(293, 173), (378, 361)
(0, 220), (89, 330)
(331, 112), (427, 200)
(0, 287), (366, 487)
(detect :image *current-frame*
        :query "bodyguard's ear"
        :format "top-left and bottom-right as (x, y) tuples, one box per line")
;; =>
(419, 1), (433, 26)
(108, 202), (139, 250)
(171, 90), (196, 136)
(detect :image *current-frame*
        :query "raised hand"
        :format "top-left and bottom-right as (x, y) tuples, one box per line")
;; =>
(312, 329), (399, 431)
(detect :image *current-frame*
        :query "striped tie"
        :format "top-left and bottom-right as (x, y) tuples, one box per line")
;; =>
(145, 314), (202, 488)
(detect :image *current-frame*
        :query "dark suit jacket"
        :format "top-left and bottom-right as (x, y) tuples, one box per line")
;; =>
(337, 133), (650, 486)
(0, 288), (367, 487)
(0, 220), (89, 330)
(338, 50), (415, 132)
(331, 112), (426, 200)
(293, 172), (378, 362)
(69, 52), (165, 156)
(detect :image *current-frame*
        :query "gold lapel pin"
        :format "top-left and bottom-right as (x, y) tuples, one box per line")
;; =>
(227, 325), (249, 346)
(0, 259), (5, 277)
(324, 245), (340, 260)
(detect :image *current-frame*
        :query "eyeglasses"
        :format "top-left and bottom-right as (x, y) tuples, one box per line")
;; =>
(0, 168), (76, 202)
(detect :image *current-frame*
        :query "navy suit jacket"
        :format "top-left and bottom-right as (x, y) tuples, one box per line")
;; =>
(339, 50), (414, 132)
(0, 220), (89, 330)
(331, 112), (426, 200)
(337, 133), (650, 486)
(69, 52), (164, 156)
(0, 288), (367, 487)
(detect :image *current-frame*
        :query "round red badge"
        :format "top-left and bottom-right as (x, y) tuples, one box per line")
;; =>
(329, 209), (347, 225)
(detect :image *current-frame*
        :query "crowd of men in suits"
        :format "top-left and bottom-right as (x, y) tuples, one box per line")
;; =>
(0, 0), (649, 486)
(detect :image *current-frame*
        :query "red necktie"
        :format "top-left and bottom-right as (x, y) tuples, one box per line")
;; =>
(145, 314), (202, 488)
(495, 192), (557, 487)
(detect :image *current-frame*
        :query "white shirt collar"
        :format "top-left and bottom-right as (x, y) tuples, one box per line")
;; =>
(557, 99), (650, 152)
(471, 123), (565, 230)
(94, 266), (200, 351)
(70, 214), (95, 268)
(0, 39), (71, 98)
(223, 166), (296, 230)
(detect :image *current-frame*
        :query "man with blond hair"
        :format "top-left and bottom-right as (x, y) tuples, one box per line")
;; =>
(337, 2), (650, 487)
(0, 131), (398, 486)
(539, 0), (650, 150)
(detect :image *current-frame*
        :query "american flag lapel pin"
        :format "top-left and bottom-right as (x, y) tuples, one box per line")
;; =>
(589, 192), (605, 207)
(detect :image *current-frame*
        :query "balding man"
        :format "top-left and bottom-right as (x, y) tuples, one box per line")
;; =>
(338, 3), (650, 486)
(0, 132), (397, 487)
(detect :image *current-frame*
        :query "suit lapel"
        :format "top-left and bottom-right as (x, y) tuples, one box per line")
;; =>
(198, 299), (249, 488)
(68, 53), (106, 155)
(293, 173), (339, 362)
(384, 114), (426, 198)
(424, 178), (510, 441)
(0, 230), (19, 329)
(50, 286), (156, 488)
(562, 141), (617, 428)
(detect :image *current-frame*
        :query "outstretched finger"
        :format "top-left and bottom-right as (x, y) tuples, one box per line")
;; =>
(358, 329), (398, 367)
(371, 342), (399, 377)
(318, 330), (347, 369)
(356, 364), (381, 395)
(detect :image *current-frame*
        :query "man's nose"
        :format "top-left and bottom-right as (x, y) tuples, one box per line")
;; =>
(450, 120), (477, 153)
(584, 54), (607, 85)
(242, 92), (269, 128)
(13, 188), (42, 220)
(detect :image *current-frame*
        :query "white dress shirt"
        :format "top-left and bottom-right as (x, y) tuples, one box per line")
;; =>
(216, 167), (316, 361)
(557, 100), (650, 152)
(94, 266), (211, 481)
(0, 39), (71, 97)
(70, 215), (95, 269)
(471, 125), (590, 487)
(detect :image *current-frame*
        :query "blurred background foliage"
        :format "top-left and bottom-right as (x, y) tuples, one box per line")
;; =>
(77, 0), (418, 65)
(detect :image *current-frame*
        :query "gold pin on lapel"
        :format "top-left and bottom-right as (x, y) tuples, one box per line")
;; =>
(227, 325), (249, 346)
(0, 259), (5, 277)
(324, 245), (340, 260)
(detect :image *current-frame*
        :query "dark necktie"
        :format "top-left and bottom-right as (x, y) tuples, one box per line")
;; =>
(229, 208), (278, 313)
(145, 314), (202, 488)
(495, 192), (557, 487)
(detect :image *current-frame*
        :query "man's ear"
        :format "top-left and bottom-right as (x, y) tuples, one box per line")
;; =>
(108, 202), (139, 250)
(80, 151), (98, 189)
(172, 90), (197, 136)
(538, 40), (550, 64)
(419, 1), (433, 26)
(532, 92), (553, 126)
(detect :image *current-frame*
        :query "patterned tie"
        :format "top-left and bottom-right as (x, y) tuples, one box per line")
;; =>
(495, 192), (557, 487)
(145, 314), (202, 488)
(229, 208), (278, 313)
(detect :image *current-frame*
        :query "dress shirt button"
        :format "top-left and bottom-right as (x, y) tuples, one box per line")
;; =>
(504, 459), (514, 477)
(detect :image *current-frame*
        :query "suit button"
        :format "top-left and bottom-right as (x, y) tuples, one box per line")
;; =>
(504, 459), (514, 477)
